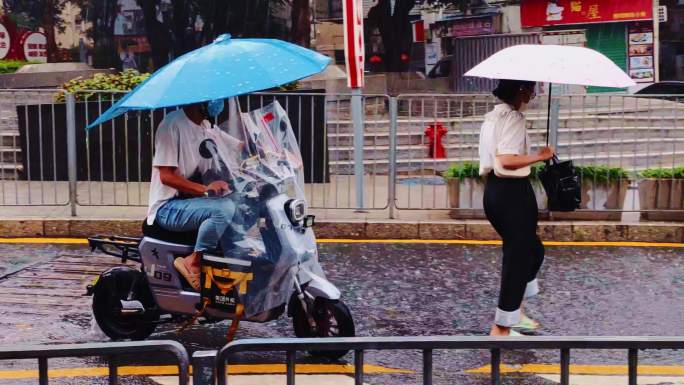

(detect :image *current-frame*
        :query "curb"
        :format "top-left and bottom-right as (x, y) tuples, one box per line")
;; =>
(1, 218), (683, 243)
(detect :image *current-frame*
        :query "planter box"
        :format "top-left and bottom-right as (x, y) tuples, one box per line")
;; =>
(638, 179), (684, 221)
(551, 179), (630, 221)
(447, 177), (548, 219)
(447, 177), (485, 219)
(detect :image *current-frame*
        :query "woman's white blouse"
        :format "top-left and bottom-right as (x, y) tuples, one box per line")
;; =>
(478, 103), (531, 176)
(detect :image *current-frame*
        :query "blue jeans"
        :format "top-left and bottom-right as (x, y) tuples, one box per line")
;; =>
(155, 196), (237, 253)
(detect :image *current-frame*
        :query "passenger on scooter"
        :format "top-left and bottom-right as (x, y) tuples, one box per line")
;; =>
(146, 100), (242, 291)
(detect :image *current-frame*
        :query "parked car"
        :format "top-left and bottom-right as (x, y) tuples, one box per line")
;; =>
(427, 56), (452, 79)
(634, 81), (684, 95)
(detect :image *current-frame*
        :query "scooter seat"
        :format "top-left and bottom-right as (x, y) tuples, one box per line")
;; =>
(141, 220), (198, 247)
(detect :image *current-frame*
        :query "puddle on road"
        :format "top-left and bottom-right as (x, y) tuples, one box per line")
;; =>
(0, 244), (82, 277)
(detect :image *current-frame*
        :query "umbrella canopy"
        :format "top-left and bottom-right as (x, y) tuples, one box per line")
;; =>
(86, 34), (331, 129)
(464, 44), (636, 88)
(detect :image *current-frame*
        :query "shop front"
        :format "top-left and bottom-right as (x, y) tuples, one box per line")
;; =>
(429, 13), (502, 60)
(521, 0), (654, 92)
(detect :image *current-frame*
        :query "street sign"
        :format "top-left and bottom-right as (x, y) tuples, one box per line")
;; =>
(0, 22), (10, 60)
(20, 31), (47, 63)
(342, 0), (364, 88)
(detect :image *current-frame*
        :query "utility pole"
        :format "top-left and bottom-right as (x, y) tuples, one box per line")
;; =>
(343, 0), (366, 210)
(653, 0), (660, 82)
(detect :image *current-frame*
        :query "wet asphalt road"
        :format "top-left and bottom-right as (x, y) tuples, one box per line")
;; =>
(0, 241), (683, 385)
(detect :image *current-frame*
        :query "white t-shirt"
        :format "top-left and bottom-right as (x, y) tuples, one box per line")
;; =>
(478, 103), (531, 176)
(146, 110), (242, 225)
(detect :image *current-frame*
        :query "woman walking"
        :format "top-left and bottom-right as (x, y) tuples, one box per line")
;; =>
(479, 79), (554, 336)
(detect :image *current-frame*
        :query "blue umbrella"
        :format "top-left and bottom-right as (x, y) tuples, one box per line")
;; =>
(86, 34), (330, 129)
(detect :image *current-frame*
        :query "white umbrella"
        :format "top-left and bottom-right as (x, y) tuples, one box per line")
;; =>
(465, 44), (636, 88)
(465, 44), (636, 146)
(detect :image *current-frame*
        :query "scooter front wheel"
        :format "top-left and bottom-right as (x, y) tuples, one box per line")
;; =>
(290, 296), (355, 360)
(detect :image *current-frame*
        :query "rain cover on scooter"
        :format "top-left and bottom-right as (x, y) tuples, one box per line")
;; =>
(199, 101), (314, 317)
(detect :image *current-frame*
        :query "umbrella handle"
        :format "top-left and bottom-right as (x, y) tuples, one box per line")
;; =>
(546, 82), (552, 147)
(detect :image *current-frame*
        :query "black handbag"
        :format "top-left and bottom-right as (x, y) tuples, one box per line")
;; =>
(538, 155), (581, 212)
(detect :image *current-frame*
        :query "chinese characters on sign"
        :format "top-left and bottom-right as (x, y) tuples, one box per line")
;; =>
(627, 24), (654, 83)
(21, 32), (47, 63)
(0, 23), (10, 59)
(434, 17), (495, 38)
(521, 0), (652, 27)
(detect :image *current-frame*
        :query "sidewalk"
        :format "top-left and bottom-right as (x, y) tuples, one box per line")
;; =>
(0, 181), (682, 242)
(1, 206), (682, 243)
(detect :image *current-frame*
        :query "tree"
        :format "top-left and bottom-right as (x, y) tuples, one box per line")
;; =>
(170, 0), (192, 57)
(290, 0), (311, 48)
(367, 0), (477, 72)
(136, 0), (172, 70)
(41, 0), (61, 62)
(367, 0), (415, 72)
(74, 0), (119, 68)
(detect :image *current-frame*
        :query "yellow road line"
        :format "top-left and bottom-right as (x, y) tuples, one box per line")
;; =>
(0, 363), (412, 379)
(467, 364), (684, 376)
(0, 238), (89, 244)
(0, 237), (682, 248)
(225, 364), (412, 375)
(320, 239), (684, 248)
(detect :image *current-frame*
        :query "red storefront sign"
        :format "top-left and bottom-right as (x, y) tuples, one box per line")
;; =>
(521, 0), (653, 27)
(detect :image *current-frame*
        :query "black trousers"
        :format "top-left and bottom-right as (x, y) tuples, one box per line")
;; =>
(483, 172), (545, 326)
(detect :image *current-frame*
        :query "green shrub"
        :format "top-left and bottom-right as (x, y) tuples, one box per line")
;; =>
(444, 162), (549, 181)
(575, 165), (629, 182)
(276, 81), (300, 91)
(0, 60), (33, 74)
(443, 162), (481, 181)
(55, 69), (151, 102)
(639, 167), (684, 179)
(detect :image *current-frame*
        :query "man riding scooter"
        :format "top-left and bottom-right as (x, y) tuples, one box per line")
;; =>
(147, 99), (241, 291)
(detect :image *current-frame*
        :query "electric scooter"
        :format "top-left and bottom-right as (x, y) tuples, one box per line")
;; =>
(86, 101), (354, 359)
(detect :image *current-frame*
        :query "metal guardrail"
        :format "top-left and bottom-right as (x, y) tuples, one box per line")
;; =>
(212, 336), (684, 385)
(2, 337), (684, 385)
(393, 93), (684, 216)
(0, 340), (190, 385)
(1, 89), (683, 218)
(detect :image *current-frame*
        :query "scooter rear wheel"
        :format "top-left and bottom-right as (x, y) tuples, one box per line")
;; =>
(291, 296), (355, 360)
(92, 267), (158, 341)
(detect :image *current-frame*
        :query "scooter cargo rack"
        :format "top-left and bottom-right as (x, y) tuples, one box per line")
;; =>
(88, 235), (142, 263)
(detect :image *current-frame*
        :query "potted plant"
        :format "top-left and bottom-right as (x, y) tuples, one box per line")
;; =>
(638, 167), (684, 221)
(550, 165), (630, 221)
(444, 162), (550, 219)
(443, 162), (485, 219)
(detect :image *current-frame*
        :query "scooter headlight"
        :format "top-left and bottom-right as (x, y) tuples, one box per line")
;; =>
(285, 199), (306, 224)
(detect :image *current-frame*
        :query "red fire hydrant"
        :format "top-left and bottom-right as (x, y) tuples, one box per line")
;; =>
(425, 123), (447, 159)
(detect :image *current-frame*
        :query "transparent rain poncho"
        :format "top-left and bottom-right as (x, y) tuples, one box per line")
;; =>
(203, 101), (313, 317)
